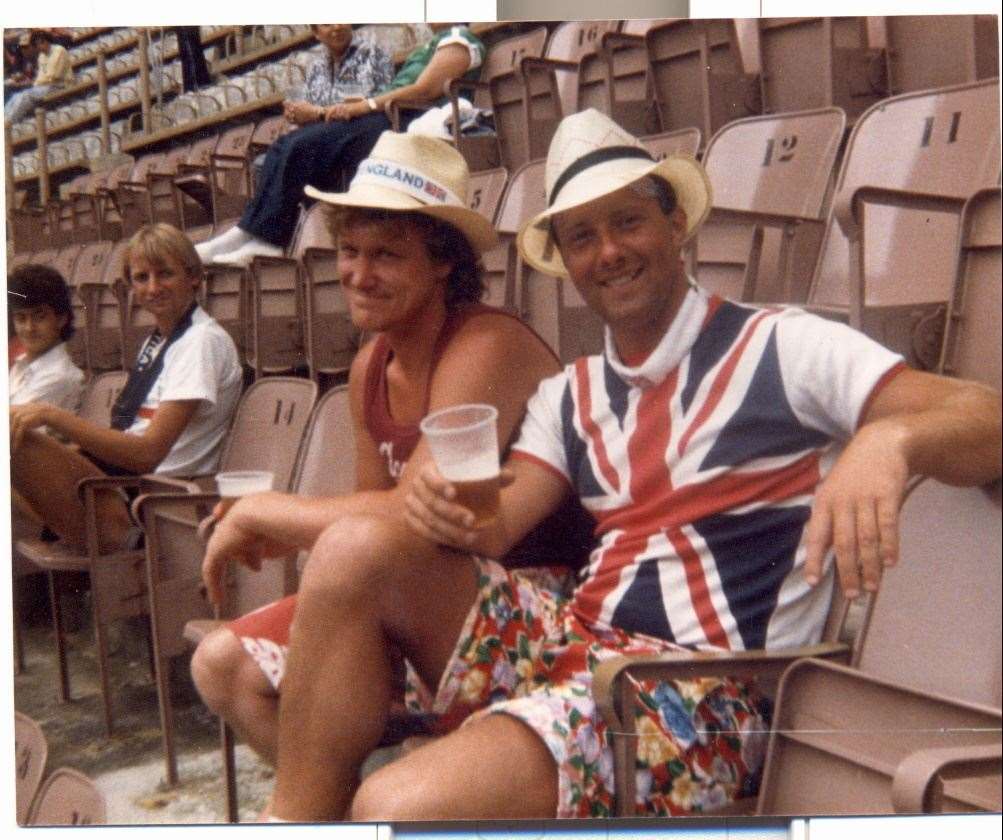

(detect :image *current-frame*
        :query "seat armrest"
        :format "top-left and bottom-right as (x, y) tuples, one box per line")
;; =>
(131, 490), (220, 530)
(519, 56), (578, 75)
(593, 642), (850, 730)
(77, 473), (200, 501)
(892, 743), (1002, 813)
(601, 32), (646, 51)
(835, 185), (966, 239)
(387, 98), (437, 131)
(708, 205), (823, 229)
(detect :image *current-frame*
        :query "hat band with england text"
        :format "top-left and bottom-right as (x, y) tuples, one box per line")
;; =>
(351, 157), (464, 208)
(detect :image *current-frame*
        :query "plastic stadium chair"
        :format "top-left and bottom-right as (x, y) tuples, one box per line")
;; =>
(806, 79), (1001, 370)
(137, 383), (344, 810)
(755, 477), (1002, 815)
(697, 107), (845, 304)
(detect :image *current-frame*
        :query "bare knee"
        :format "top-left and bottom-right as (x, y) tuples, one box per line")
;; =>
(298, 514), (427, 608)
(190, 628), (263, 714)
(349, 763), (430, 822)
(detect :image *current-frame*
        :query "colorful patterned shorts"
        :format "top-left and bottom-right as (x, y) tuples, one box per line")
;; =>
(229, 561), (768, 817)
(405, 558), (769, 818)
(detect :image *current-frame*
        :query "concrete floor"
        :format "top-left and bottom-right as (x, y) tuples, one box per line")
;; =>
(12, 575), (274, 824)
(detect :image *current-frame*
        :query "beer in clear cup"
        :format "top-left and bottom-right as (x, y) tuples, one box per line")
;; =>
(420, 404), (500, 527)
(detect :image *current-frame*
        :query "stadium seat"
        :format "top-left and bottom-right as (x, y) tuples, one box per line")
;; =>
(757, 17), (886, 125)
(756, 477), (1002, 814)
(696, 106), (845, 303)
(490, 21), (617, 172)
(68, 240), (118, 373)
(646, 19), (759, 147)
(806, 79), (1001, 369)
(135, 378), (328, 796)
(881, 14), (999, 96)
(577, 28), (659, 137)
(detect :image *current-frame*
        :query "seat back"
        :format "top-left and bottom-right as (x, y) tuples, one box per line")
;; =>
(27, 767), (107, 825)
(698, 107), (845, 302)
(758, 17), (885, 123)
(237, 385), (356, 611)
(487, 28), (551, 173)
(14, 712), (48, 826)
(646, 19), (758, 143)
(299, 204), (358, 381)
(808, 79), (1001, 362)
(941, 187), (1001, 390)
(477, 27), (549, 111)
(577, 30), (658, 137)
(883, 15), (999, 95)
(545, 20), (619, 116)
(855, 479), (1002, 708)
(210, 122), (258, 226)
(77, 370), (129, 427)
(217, 376), (317, 488)
(64, 241), (116, 371)
(639, 127), (702, 160)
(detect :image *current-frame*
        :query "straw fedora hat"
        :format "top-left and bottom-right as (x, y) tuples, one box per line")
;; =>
(305, 131), (497, 254)
(517, 109), (712, 278)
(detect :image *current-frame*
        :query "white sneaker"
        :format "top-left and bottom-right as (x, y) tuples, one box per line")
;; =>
(195, 226), (254, 263)
(212, 239), (284, 268)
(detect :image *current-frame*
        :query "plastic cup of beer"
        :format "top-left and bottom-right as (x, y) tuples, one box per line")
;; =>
(420, 404), (500, 527)
(216, 470), (275, 498)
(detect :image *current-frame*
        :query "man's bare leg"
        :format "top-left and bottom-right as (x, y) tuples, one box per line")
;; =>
(269, 513), (479, 821)
(190, 628), (280, 764)
(10, 430), (132, 552)
(351, 713), (558, 820)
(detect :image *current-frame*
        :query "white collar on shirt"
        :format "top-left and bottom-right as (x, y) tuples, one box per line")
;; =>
(602, 278), (710, 389)
(10, 341), (74, 380)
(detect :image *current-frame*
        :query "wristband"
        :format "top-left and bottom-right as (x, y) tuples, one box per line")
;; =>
(366, 97), (378, 113)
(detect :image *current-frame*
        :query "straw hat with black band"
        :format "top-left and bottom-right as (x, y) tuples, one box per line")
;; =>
(517, 109), (713, 279)
(305, 131), (497, 254)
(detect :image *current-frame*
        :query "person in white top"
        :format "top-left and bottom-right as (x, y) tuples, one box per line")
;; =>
(7, 263), (85, 412)
(9, 223), (242, 553)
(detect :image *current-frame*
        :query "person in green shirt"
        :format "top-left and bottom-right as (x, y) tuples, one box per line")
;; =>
(196, 24), (485, 268)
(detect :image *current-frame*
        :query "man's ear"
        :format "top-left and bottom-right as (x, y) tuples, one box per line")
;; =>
(670, 206), (688, 239)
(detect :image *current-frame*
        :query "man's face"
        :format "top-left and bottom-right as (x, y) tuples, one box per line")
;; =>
(551, 184), (689, 357)
(12, 304), (67, 361)
(337, 218), (450, 334)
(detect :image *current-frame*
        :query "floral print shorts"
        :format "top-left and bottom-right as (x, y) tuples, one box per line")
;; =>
(404, 558), (769, 818)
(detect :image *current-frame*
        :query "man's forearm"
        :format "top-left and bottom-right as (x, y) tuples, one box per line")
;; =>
(228, 489), (407, 553)
(892, 382), (1002, 486)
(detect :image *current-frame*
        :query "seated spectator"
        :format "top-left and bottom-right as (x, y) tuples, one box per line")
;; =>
(9, 223), (242, 554)
(4, 29), (74, 125)
(193, 131), (592, 776)
(195, 23), (484, 268)
(220, 110), (1001, 822)
(7, 263), (85, 412)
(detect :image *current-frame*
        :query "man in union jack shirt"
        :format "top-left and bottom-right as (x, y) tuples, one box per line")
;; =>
(260, 110), (1001, 821)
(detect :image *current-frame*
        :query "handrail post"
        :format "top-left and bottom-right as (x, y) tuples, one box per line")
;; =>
(97, 52), (111, 154)
(35, 107), (50, 205)
(138, 28), (152, 135)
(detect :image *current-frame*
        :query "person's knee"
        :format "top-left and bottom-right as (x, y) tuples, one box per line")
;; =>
(297, 514), (422, 609)
(349, 765), (431, 821)
(190, 628), (248, 713)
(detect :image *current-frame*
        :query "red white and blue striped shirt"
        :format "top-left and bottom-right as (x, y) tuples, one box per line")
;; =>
(511, 285), (905, 651)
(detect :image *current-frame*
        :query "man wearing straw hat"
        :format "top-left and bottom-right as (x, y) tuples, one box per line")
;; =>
(196, 131), (591, 816)
(393, 109), (999, 819)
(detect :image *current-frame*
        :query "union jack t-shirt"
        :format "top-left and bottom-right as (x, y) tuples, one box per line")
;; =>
(511, 284), (905, 652)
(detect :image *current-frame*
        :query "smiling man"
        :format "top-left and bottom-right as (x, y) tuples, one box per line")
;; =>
(397, 109), (1002, 819)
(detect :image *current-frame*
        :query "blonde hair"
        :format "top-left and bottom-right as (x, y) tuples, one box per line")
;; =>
(124, 223), (203, 283)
